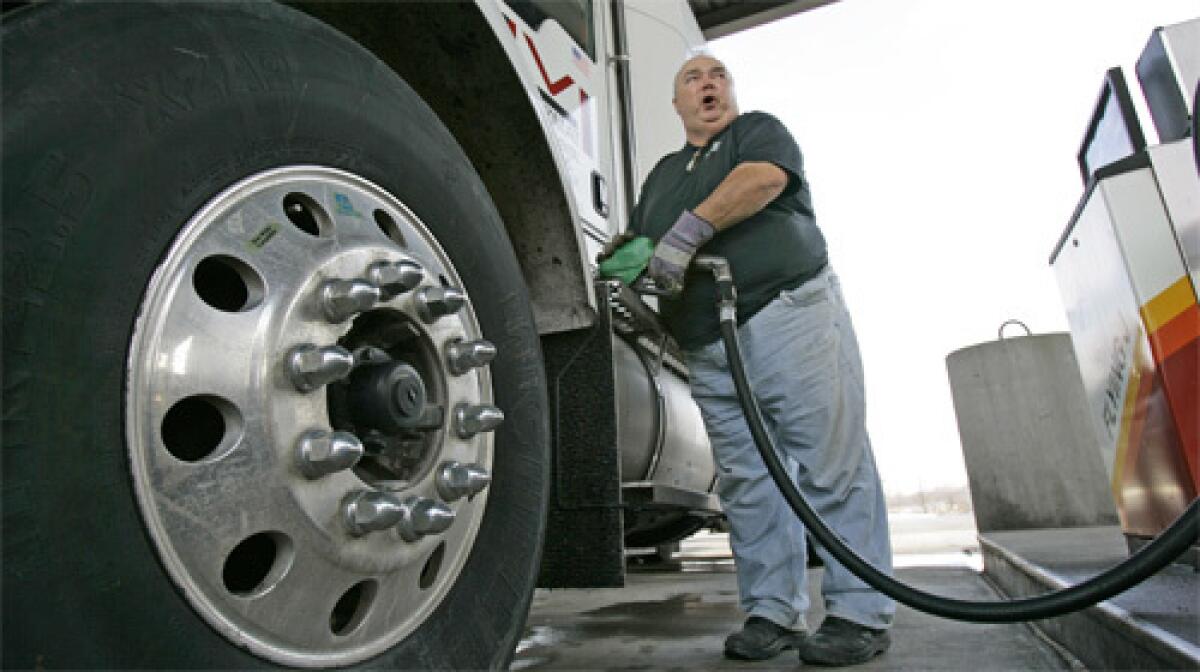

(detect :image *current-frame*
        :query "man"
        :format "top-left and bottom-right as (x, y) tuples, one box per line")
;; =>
(602, 54), (896, 666)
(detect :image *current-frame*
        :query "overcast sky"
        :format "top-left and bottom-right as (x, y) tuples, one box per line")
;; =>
(712, 0), (1198, 494)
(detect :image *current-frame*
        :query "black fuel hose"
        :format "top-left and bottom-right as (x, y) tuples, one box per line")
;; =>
(696, 255), (1200, 623)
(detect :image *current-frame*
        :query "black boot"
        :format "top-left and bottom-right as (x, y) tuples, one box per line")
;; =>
(798, 615), (891, 666)
(723, 616), (805, 660)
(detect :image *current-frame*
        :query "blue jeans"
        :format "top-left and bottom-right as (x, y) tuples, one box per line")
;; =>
(684, 266), (895, 631)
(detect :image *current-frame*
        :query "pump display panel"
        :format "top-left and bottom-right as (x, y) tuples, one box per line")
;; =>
(1077, 67), (1148, 184)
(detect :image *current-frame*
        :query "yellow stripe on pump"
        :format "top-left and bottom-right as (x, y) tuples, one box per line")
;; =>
(1140, 276), (1198, 334)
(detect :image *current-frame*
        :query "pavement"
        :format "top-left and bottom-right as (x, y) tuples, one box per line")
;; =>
(513, 513), (1079, 670)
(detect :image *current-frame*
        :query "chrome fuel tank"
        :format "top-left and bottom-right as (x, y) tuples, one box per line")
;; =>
(612, 336), (715, 495)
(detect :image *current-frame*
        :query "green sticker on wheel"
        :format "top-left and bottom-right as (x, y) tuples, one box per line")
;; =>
(248, 223), (279, 249)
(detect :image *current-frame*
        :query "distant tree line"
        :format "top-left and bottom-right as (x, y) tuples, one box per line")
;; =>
(886, 486), (974, 514)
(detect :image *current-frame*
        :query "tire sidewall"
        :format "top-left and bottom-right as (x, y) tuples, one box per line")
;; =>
(2, 3), (548, 668)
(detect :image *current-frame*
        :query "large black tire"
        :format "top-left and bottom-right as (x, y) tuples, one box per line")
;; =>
(2, 2), (549, 669)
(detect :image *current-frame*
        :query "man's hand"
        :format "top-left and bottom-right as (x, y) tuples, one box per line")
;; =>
(597, 230), (637, 264)
(647, 210), (715, 297)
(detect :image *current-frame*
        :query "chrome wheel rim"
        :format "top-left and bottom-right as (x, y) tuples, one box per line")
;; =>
(126, 166), (498, 667)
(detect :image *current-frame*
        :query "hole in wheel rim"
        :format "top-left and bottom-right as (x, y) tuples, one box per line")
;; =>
(419, 542), (446, 591)
(331, 580), (378, 636)
(283, 193), (331, 237)
(193, 255), (264, 312)
(374, 209), (407, 247)
(161, 395), (242, 462)
(223, 532), (294, 597)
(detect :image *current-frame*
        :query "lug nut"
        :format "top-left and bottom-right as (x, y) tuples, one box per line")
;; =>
(414, 286), (466, 324)
(446, 339), (497, 375)
(287, 344), (354, 392)
(397, 497), (456, 542)
(296, 430), (364, 479)
(436, 461), (491, 501)
(453, 403), (504, 439)
(368, 260), (424, 300)
(342, 490), (406, 536)
(321, 279), (381, 323)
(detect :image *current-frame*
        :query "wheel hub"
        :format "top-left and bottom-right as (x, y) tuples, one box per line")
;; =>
(125, 166), (501, 667)
(347, 358), (428, 431)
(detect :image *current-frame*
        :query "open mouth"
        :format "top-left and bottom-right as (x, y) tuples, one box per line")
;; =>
(701, 94), (718, 110)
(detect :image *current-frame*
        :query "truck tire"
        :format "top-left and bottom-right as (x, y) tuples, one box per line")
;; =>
(2, 2), (549, 669)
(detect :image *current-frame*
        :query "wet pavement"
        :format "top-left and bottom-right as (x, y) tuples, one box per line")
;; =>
(514, 514), (1075, 670)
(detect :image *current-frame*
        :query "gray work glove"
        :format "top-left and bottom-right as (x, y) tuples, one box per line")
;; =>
(597, 230), (637, 264)
(647, 210), (716, 297)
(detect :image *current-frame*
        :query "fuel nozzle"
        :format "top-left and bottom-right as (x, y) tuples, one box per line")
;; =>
(693, 255), (737, 324)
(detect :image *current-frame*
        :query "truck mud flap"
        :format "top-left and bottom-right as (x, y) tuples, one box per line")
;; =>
(537, 285), (625, 588)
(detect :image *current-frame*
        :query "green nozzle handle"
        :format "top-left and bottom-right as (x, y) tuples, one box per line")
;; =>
(597, 236), (655, 285)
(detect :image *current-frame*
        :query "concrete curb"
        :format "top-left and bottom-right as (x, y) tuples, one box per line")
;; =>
(980, 533), (1200, 670)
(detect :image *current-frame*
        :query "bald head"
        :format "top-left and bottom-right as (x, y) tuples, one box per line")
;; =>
(672, 55), (739, 146)
(673, 55), (728, 96)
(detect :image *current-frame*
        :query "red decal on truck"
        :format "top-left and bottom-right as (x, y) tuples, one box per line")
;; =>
(524, 34), (574, 96)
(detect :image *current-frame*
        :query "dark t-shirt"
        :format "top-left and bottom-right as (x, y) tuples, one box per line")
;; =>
(630, 111), (828, 349)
